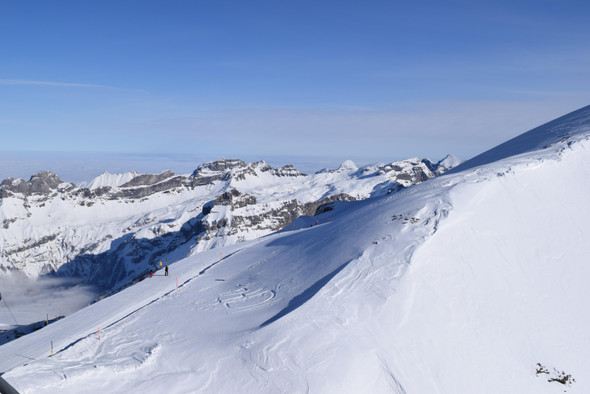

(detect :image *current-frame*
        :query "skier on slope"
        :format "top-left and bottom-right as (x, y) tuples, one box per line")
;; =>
(165, 264), (169, 276)
(149, 270), (153, 278)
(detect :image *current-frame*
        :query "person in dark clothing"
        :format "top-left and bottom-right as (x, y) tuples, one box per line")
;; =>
(165, 264), (169, 276)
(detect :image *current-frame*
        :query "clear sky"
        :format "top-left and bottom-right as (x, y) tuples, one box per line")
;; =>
(1, 0), (589, 182)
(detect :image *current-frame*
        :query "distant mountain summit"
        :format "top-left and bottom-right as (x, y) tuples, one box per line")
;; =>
(78, 171), (141, 190)
(0, 171), (71, 198)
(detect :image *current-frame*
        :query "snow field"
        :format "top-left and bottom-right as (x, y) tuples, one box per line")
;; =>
(1, 180), (449, 393)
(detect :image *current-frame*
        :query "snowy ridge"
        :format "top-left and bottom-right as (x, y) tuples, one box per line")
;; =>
(449, 104), (590, 173)
(1, 105), (590, 392)
(77, 171), (141, 190)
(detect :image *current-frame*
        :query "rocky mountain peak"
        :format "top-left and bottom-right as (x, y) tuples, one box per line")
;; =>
(229, 161), (305, 180)
(29, 171), (64, 193)
(273, 164), (304, 177)
(1, 171), (66, 197)
(192, 159), (247, 176)
(189, 159), (247, 186)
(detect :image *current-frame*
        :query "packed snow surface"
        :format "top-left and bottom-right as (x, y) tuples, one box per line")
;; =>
(1, 105), (590, 393)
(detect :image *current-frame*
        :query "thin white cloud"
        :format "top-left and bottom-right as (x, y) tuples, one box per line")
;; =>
(0, 274), (96, 326)
(0, 79), (130, 91)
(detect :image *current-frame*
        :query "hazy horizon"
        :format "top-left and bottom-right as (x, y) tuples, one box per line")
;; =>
(2, 2), (589, 170)
(0, 151), (436, 184)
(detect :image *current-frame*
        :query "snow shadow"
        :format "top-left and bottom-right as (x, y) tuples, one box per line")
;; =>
(259, 261), (350, 328)
(49, 212), (210, 293)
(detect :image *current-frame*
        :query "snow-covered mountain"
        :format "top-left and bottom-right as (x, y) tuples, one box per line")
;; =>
(77, 171), (141, 190)
(0, 156), (455, 290)
(2, 104), (590, 393)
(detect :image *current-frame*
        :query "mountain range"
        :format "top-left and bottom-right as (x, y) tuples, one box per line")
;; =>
(0, 155), (458, 291)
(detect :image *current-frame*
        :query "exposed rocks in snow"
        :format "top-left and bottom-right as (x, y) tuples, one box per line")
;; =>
(120, 170), (176, 188)
(0, 171), (74, 198)
(0, 156), (457, 288)
(536, 363), (576, 389)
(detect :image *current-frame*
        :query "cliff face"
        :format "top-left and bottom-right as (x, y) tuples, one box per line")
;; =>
(0, 157), (456, 290)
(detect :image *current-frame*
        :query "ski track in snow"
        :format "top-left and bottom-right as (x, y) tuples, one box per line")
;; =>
(54, 247), (249, 359)
(0, 187), (450, 393)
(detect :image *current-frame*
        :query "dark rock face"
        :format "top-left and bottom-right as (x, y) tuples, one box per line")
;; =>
(120, 170), (176, 187)
(212, 189), (257, 208)
(0, 171), (70, 198)
(190, 159), (246, 178)
(189, 159), (247, 186)
(53, 216), (211, 291)
(194, 159), (247, 174)
(29, 171), (64, 194)
(114, 176), (187, 199)
(269, 164), (305, 177)
(0, 178), (27, 197)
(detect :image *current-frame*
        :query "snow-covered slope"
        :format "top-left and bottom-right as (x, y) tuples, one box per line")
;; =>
(0, 157), (454, 291)
(448, 104), (590, 173)
(77, 171), (140, 190)
(2, 105), (590, 393)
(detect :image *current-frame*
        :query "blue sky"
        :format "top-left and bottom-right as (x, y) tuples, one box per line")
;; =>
(1, 0), (590, 181)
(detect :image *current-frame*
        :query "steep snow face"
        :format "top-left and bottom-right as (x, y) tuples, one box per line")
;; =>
(2, 107), (590, 393)
(436, 153), (462, 173)
(449, 104), (590, 173)
(77, 171), (140, 190)
(381, 139), (590, 393)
